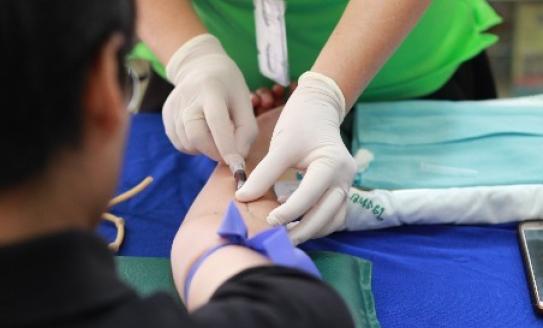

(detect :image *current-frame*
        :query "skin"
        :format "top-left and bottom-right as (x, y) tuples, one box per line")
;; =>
(312, 0), (431, 108)
(172, 108), (287, 310)
(136, 0), (207, 64)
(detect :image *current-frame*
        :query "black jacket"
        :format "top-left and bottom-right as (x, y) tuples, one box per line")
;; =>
(0, 231), (354, 328)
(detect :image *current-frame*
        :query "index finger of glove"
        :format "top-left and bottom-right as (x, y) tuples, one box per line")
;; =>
(202, 91), (237, 162)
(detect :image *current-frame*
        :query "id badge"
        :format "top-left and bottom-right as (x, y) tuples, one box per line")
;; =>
(253, 0), (290, 86)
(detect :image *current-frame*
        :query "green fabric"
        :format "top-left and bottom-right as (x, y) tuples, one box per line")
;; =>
(133, 0), (501, 101)
(309, 251), (380, 328)
(116, 256), (180, 301)
(130, 43), (167, 78)
(116, 251), (379, 328)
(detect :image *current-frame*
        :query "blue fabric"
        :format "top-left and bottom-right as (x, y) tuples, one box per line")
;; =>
(353, 99), (543, 189)
(100, 113), (543, 328)
(98, 114), (216, 256)
(303, 225), (542, 328)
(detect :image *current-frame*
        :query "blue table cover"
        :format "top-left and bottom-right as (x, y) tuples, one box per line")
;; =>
(99, 113), (543, 328)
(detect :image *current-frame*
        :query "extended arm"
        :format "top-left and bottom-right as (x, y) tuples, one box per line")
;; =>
(171, 109), (279, 309)
(171, 108), (292, 308)
(170, 108), (354, 328)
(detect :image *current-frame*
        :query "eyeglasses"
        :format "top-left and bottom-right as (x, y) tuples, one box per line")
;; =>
(124, 59), (151, 113)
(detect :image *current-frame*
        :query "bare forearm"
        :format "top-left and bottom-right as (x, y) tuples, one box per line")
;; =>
(312, 0), (431, 108)
(171, 109), (283, 309)
(135, 0), (207, 64)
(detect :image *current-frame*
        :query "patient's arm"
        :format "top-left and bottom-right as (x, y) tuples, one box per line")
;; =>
(171, 108), (284, 309)
(170, 108), (355, 328)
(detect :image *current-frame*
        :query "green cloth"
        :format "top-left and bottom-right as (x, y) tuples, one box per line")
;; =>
(116, 251), (379, 328)
(309, 251), (380, 328)
(116, 256), (180, 301)
(132, 0), (501, 101)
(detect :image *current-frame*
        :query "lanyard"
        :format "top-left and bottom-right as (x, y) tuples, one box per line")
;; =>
(253, 0), (290, 86)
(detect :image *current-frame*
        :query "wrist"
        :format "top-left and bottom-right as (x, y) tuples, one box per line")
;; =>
(166, 33), (227, 83)
(298, 71), (347, 122)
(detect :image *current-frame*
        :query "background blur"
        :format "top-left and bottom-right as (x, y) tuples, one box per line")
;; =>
(487, 0), (543, 96)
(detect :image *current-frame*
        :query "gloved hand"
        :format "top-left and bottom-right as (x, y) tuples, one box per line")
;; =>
(236, 71), (357, 245)
(163, 34), (258, 167)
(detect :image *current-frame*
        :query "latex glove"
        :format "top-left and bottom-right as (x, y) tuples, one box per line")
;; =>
(163, 34), (258, 167)
(236, 72), (357, 245)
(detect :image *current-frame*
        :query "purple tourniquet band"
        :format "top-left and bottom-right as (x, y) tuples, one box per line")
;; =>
(183, 201), (320, 302)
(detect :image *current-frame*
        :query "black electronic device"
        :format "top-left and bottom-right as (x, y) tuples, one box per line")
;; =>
(519, 221), (543, 315)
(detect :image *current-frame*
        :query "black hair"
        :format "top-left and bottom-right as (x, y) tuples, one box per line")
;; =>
(0, 0), (135, 190)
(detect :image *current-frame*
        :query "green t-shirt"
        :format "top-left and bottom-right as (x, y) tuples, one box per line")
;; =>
(133, 0), (501, 101)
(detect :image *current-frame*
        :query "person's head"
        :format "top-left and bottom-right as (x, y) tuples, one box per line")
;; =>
(0, 0), (136, 238)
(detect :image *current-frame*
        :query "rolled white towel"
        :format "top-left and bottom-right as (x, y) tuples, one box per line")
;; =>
(274, 181), (543, 231)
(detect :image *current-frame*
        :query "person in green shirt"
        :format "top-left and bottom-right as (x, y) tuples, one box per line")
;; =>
(136, 0), (501, 245)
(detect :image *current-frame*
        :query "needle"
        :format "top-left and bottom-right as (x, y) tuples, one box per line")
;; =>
(234, 169), (247, 191)
(228, 158), (247, 191)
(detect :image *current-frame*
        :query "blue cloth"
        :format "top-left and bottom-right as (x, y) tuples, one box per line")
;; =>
(353, 98), (543, 189)
(100, 113), (543, 328)
(98, 114), (216, 256)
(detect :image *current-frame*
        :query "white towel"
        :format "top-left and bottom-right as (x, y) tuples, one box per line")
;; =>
(274, 182), (543, 231)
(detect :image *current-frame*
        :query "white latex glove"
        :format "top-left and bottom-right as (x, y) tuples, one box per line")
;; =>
(163, 34), (258, 167)
(236, 71), (357, 245)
